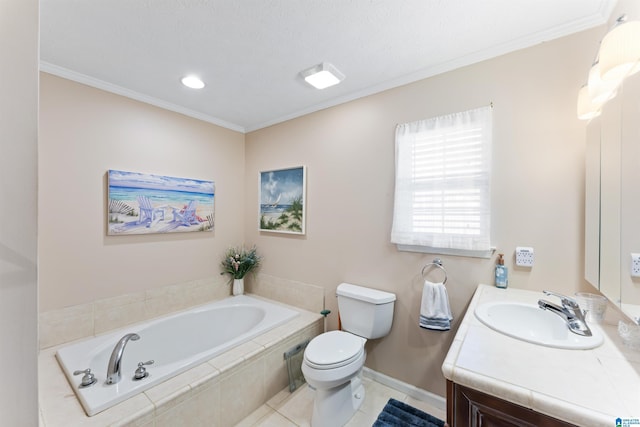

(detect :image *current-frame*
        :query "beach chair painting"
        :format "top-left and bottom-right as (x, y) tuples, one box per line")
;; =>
(137, 195), (165, 227)
(172, 200), (199, 226)
(107, 169), (215, 235)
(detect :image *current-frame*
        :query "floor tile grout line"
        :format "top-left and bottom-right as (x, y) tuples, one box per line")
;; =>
(237, 377), (445, 426)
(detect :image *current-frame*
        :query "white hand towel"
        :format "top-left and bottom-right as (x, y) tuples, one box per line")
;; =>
(419, 279), (453, 331)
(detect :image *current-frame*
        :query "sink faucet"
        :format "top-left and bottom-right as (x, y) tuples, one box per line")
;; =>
(538, 291), (592, 336)
(106, 333), (140, 384)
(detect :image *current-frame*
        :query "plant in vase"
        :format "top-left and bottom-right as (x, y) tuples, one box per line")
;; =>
(220, 246), (262, 295)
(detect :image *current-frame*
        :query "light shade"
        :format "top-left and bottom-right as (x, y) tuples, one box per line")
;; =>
(599, 19), (640, 81)
(577, 84), (601, 120)
(181, 75), (205, 89)
(587, 61), (619, 104)
(300, 62), (345, 89)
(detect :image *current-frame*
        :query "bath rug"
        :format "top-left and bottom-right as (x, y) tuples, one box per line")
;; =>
(372, 398), (446, 427)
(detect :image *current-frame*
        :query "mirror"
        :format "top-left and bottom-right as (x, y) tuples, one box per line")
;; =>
(586, 70), (640, 323)
(619, 70), (640, 322)
(584, 114), (602, 289)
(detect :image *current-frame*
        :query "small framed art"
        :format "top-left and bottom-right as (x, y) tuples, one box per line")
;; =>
(259, 166), (306, 235)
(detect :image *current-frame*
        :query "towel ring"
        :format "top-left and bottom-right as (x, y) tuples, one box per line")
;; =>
(421, 258), (448, 285)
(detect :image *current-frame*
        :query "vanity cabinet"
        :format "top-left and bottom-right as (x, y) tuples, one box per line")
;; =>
(446, 381), (576, 427)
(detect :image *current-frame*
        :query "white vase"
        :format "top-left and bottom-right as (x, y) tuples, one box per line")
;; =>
(232, 278), (244, 296)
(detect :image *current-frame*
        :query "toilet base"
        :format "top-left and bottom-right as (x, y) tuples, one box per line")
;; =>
(310, 373), (365, 427)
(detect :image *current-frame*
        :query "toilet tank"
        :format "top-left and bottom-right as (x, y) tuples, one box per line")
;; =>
(336, 283), (396, 339)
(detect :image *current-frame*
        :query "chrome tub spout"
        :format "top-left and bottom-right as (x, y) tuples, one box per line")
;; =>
(106, 333), (140, 384)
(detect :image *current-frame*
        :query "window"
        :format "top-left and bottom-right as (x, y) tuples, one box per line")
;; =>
(391, 106), (492, 256)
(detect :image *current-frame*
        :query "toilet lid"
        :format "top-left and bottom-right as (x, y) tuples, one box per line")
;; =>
(304, 330), (365, 369)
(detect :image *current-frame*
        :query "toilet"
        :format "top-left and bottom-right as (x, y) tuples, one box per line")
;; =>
(302, 283), (396, 427)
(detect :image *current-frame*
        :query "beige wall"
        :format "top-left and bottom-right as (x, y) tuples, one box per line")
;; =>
(0, 0), (39, 423)
(245, 28), (601, 396)
(38, 73), (245, 311)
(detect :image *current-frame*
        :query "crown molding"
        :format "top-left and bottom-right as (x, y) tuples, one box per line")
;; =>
(39, 62), (246, 133)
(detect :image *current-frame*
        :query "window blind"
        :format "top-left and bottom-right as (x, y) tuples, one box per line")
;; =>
(391, 106), (492, 252)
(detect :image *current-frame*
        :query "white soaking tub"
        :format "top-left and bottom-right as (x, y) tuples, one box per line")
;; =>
(56, 294), (299, 416)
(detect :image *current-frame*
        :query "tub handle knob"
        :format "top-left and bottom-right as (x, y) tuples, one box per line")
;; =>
(73, 368), (97, 388)
(133, 360), (154, 380)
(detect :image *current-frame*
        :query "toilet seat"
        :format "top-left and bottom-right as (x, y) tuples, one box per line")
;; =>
(304, 331), (365, 370)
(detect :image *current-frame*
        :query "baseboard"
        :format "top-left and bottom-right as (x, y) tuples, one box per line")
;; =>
(362, 367), (446, 411)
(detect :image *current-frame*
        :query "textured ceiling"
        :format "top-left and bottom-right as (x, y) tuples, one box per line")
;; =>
(40, 0), (616, 132)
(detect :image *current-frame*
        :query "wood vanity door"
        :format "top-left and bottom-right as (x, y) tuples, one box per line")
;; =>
(447, 381), (577, 427)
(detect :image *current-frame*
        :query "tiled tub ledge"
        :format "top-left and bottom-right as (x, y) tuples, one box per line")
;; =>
(39, 300), (323, 427)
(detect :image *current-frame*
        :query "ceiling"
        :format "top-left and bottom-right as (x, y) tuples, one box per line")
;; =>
(40, 0), (616, 133)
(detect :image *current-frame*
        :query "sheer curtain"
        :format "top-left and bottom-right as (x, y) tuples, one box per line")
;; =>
(391, 106), (492, 252)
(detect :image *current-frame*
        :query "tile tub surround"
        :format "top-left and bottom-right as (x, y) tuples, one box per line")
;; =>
(442, 285), (640, 426)
(39, 304), (323, 426)
(39, 276), (230, 350)
(247, 273), (325, 314)
(39, 274), (325, 350)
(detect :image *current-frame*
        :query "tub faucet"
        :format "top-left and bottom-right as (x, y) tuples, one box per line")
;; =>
(538, 291), (592, 337)
(106, 333), (140, 384)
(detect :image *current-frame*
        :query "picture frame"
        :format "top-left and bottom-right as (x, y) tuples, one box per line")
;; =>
(107, 169), (215, 235)
(259, 166), (306, 235)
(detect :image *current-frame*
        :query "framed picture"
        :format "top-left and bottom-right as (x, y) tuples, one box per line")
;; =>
(259, 166), (306, 235)
(107, 169), (215, 235)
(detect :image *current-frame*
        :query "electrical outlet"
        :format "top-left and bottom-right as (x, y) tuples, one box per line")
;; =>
(515, 247), (534, 267)
(631, 253), (640, 277)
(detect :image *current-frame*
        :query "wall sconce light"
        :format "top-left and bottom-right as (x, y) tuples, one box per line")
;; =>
(599, 15), (640, 81)
(587, 61), (619, 104)
(577, 14), (640, 120)
(300, 62), (345, 89)
(577, 84), (602, 120)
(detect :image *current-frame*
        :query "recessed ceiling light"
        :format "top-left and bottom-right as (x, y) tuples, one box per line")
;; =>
(300, 62), (345, 90)
(181, 75), (205, 89)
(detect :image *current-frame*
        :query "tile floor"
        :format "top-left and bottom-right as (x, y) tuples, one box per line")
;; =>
(235, 376), (447, 427)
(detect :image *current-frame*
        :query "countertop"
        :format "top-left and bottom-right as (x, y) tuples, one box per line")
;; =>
(442, 284), (640, 426)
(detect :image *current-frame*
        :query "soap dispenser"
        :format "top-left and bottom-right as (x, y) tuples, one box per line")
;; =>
(495, 253), (508, 288)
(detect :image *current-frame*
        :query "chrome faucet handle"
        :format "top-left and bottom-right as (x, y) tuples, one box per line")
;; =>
(73, 368), (97, 387)
(133, 360), (154, 380)
(542, 290), (579, 309)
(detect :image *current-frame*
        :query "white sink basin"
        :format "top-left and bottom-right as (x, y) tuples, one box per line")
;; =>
(474, 301), (603, 349)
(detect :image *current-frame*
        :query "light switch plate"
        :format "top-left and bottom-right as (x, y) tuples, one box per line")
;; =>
(515, 247), (534, 267)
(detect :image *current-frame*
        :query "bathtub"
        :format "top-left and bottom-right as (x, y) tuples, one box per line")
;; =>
(55, 294), (299, 416)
